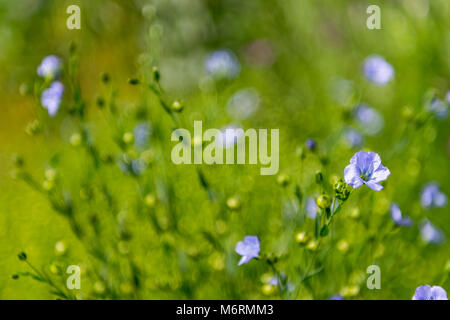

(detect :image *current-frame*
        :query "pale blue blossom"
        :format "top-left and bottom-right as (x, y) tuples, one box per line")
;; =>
(420, 220), (444, 244)
(37, 55), (62, 79)
(344, 127), (364, 148)
(305, 139), (316, 151)
(412, 285), (447, 300)
(235, 236), (260, 266)
(226, 88), (260, 120)
(306, 196), (317, 219)
(421, 182), (447, 209)
(363, 55), (394, 86)
(133, 121), (152, 150)
(329, 294), (344, 300)
(390, 202), (413, 227)
(41, 81), (64, 116)
(218, 124), (243, 148)
(344, 151), (390, 191)
(205, 49), (240, 80)
(428, 98), (448, 119)
(354, 104), (384, 135)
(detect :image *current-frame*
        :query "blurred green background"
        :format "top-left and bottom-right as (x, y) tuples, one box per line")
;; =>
(0, 0), (449, 299)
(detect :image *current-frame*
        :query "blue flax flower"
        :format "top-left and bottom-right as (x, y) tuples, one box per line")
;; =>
(235, 236), (260, 266)
(429, 98), (448, 119)
(344, 127), (364, 148)
(306, 196), (317, 219)
(420, 220), (444, 245)
(305, 139), (316, 151)
(412, 285), (447, 300)
(421, 182), (447, 209)
(41, 81), (64, 116)
(390, 203), (412, 227)
(344, 151), (390, 191)
(37, 55), (62, 79)
(363, 55), (394, 86)
(329, 294), (344, 300)
(354, 104), (384, 136)
(205, 49), (240, 80)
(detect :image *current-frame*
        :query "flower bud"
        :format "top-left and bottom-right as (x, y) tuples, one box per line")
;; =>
(12, 154), (24, 168)
(25, 119), (41, 136)
(123, 132), (134, 144)
(349, 207), (360, 219)
(152, 66), (160, 82)
(144, 193), (156, 207)
(316, 194), (332, 209)
(94, 281), (106, 294)
(306, 240), (319, 251)
(128, 78), (140, 85)
(262, 284), (276, 295)
(96, 96), (105, 108)
(295, 232), (308, 244)
(334, 179), (350, 201)
(17, 252), (27, 261)
(340, 285), (359, 298)
(101, 72), (110, 84)
(305, 138), (316, 151)
(337, 240), (349, 253)
(55, 241), (67, 255)
(70, 133), (82, 147)
(45, 168), (57, 181)
(171, 100), (184, 112)
(226, 197), (241, 211)
(277, 173), (290, 187)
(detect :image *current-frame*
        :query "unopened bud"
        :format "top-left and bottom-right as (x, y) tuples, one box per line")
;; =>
(316, 194), (332, 209)
(152, 66), (160, 82)
(171, 100), (184, 112)
(277, 173), (290, 187)
(123, 132), (134, 144)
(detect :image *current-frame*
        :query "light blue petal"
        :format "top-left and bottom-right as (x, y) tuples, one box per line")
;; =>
(344, 164), (363, 188)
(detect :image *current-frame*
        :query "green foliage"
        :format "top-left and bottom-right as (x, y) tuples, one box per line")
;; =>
(0, 0), (449, 300)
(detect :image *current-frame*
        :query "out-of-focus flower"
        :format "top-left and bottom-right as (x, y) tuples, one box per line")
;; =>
(344, 127), (364, 148)
(329, 294), (344, 300)
(446, 91), (450, 103)
(428, 98), (448, 119)
(363, 55), (394, 86)
(305, 139), (316, 151)
(420, 220), (445, 244)
(267, 274), (295, 292)
(412, 285), (447, 300)
(344, 151), (390, 191)
(117, 154), (147, 176)
(244, 39), (276, 67)
(306, 196), (317, 219)
(205, 49), (240, 80)
(41, 81), (64, 116)
(217, 125), (243, 148)
(37, 55), (62, 79)
(226, 88), (260, 120)
(235, 236), (260, 266)
(421, 182), (447, 209)
(133, 121), (152, 149)
(354, 104), (384, 135)
(390, 202), (413, 226)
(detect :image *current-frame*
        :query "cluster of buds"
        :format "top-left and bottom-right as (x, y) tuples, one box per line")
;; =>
(334, 179), (350, 201)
